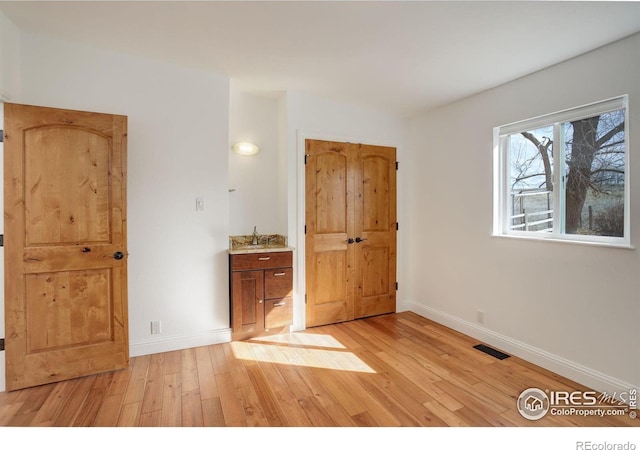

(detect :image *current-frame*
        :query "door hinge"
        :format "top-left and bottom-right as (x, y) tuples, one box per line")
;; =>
(0, 130), (3, 143)
(396, 223), (399, 231)
(305, 154), (308, 164)
(305, 294), (307, 304)
(304, 225), (307, 235)
(395, 282), (399, 291)
(395, 161), (399, 170)
(0, 234), (3, 247)
(0, 338), (4, 351)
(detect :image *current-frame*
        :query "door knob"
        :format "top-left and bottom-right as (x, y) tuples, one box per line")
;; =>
(355, 237), (368, 243)
(113, 251), (124, 260)
(346, 238), (354, 244)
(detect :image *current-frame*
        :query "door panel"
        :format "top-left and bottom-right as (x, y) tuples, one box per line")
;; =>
(24, 126), (111, 245)
(4, 103), (128, 391)
(25, 269), (112, 352)
(362, 155), (391, 232)
(314, 151), (349, 234)
(306, 139), (396, 327)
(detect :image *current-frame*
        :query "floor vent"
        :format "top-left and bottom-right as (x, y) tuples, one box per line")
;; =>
(473, 344), (510, 360)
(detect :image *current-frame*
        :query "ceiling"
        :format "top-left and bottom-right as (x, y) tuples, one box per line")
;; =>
(2, 1), (640, 117)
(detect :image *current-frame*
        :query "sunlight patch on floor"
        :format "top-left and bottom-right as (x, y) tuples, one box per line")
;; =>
(250, 332), (346, 349)
(230, 335), (376, 373)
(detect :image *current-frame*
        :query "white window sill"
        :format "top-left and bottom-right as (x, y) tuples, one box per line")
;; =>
(491, 233), (635, 250)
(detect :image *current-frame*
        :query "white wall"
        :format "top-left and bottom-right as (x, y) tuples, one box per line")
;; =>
(282, 91), (409, 330)
(228, 89), (282, 236)
(0, 10), (20, 100)
(406, 32), (640, 393)
(13, 31), (231, 371)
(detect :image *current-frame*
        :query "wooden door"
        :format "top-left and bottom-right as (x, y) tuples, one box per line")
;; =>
(305, 140), (355, 327)
(3, 103), (129, 391)
(305, 139), (396, 328)
(353, 144), (397, 318)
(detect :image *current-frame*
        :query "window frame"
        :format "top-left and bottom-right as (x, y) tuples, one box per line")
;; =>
(493, 95), (631, 248)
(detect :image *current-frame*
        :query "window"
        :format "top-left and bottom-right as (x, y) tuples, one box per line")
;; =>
(494, 96), (629, 246)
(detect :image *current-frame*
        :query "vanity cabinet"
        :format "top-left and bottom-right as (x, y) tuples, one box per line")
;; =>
(229, 250), (293, 340)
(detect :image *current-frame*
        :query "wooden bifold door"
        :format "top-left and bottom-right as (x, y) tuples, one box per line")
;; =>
(305, 139), (397, 328)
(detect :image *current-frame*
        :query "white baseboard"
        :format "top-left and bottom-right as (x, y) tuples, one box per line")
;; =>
(129, 328), (232, 357)
(406, 301), (637, 396)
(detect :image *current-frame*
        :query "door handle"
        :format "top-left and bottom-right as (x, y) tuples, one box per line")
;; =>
(346, 238), (354, 244)
(355, 237), (368, 243)
(113, 251), (124, 260)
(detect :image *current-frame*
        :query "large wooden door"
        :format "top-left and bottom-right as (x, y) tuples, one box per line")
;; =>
(3, 103), (129, 391)
(305, 139), (396, 328)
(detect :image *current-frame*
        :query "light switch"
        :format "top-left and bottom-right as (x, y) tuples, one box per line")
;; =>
(196, 197), (205, 212)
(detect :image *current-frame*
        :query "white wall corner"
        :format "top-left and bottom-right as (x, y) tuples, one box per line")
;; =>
(406, 301), (637, 397)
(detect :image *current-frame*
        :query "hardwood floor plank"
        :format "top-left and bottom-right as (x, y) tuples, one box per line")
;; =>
(117, 401), (142, 426)
(73, 372), (114, 426)
(160, 373), (182, 426)
(122, 354), (150, 405)
(195, 345), (219, 400)
(138, 410), (162, 427)
(242, 361), (284, 426)
(140, 353), (165, 414)
(215, 372), (247, 426)
(181, 390), (204, 426)
(52, 377), (94, 426)
(201, 397), (226, 427)
(92, 394), (123, 427)
(181, 348), (200, 393)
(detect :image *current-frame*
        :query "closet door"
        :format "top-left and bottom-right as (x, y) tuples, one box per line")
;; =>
(305, 139), (396, 328)
(305, 140), (356, 327)
(353, 144), (397, 318)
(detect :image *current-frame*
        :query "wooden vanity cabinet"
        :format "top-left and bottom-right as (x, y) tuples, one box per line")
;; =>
(230, 251), (293, 340)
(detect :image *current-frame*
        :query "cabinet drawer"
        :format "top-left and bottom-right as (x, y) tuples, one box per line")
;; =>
(231, 251), (292, 271)
(264, 268), (293, 299)
(265, 297), (293, 329)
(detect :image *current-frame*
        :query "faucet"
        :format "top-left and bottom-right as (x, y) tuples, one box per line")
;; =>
(252, 226), (259, 245)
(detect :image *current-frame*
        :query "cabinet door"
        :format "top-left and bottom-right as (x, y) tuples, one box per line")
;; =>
(231, 270), (264, 337)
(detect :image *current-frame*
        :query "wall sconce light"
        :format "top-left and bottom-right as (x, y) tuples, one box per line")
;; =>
(231, 141), (260, 156)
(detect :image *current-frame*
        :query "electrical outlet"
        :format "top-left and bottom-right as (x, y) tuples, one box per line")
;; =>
(151, 320), (162, 335)
(477, 310), (485, 324)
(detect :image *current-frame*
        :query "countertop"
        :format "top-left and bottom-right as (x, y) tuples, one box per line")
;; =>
(228, 245), (295, 255)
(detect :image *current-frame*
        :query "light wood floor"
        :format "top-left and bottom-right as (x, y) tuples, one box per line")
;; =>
(0, 312), (637, 427)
